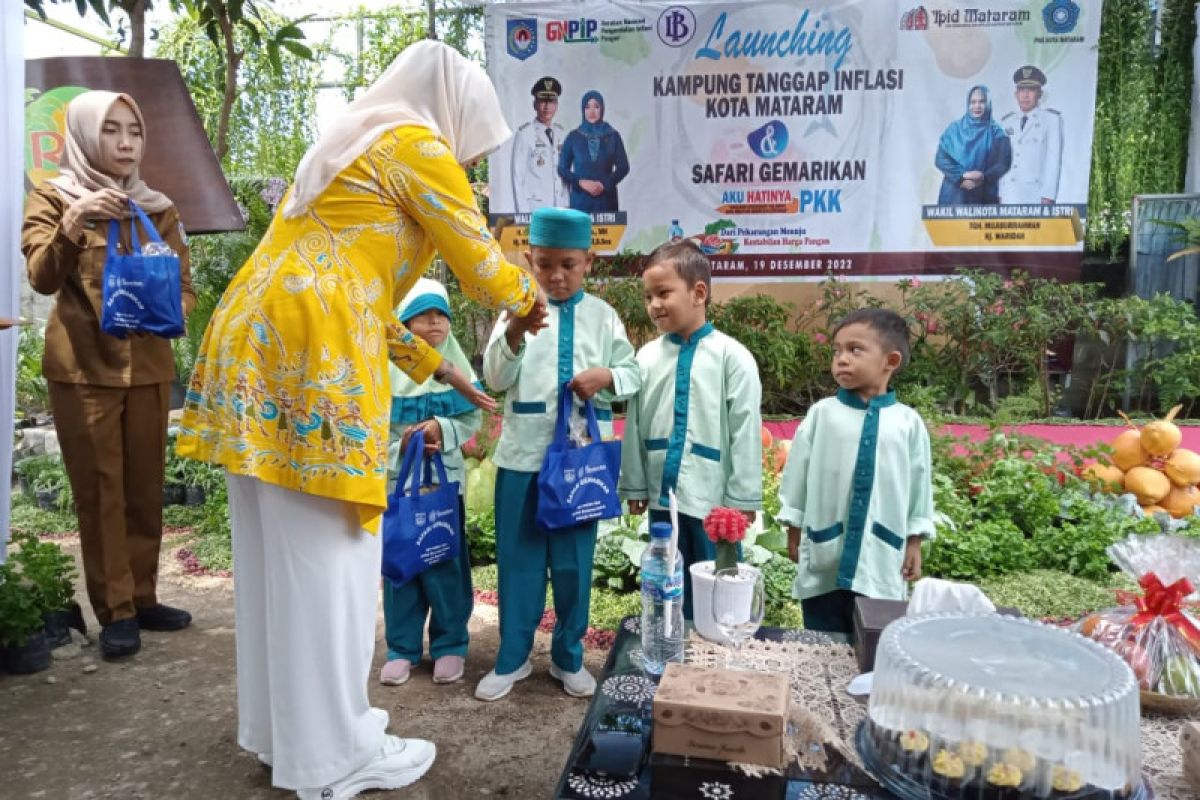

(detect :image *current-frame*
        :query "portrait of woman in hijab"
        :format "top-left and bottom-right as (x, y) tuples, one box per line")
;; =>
(935, 85), (1012, 205)
(557, 90), (629, 213)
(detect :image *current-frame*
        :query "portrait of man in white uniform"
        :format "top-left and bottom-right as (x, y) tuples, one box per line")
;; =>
(510, 76), (568, 213)
(999, 65), (1064, 205)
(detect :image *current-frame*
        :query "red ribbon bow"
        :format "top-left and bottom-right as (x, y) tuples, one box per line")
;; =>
(1116, 573), (1200, 650)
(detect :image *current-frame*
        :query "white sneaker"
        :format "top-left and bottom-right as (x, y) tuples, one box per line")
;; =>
(259, 708), (388, 769)
(473, 660), (532, 701)
(295, 735), (435, 800)
(549, 663), (596, 698)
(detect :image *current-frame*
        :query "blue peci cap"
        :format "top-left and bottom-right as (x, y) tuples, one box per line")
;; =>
(529, 207), (593, 250)
(650, 522), (672, 539)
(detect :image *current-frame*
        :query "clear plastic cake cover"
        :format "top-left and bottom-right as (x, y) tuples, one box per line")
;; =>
(868, 612), (1141, 794)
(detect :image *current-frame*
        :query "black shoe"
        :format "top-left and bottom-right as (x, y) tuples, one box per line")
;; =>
(136, 603), (192, 632)
(99, 618), (141, 659)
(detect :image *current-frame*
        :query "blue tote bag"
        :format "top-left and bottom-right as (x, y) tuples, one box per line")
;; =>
(101, 200), (185, 339)
(536, 385), (622, 530)
(382, 428), (461, 586)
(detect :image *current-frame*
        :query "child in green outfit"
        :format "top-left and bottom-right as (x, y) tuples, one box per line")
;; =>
(379, 278), (480, 687)
(779, 308), (935, 635)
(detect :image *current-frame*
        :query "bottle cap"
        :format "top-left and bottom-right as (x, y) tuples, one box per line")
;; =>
(650, 522), (672, 539)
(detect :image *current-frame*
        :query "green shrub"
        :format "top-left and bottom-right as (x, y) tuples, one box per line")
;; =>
(8, 531), (76, 614)
(978, 570), (1128, 620)
(466, 508), (496, 565)
(0, 561), (46, 646)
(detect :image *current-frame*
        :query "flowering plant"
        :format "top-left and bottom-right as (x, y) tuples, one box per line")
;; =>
(703, 507), (749, 572)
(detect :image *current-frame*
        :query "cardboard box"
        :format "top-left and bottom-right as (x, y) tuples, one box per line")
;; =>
(852, 598), (1021, 673)
(651, 662), (790, 768)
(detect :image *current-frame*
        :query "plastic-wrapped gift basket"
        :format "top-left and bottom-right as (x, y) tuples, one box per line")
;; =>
(858, 612), (1145, 800)
(1073, 534), (1200, 714)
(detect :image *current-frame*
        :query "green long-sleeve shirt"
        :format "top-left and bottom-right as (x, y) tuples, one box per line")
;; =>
(778, 389), (935, 601)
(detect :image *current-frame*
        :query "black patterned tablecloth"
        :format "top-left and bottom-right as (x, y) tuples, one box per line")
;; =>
(552, 618), (897, 800)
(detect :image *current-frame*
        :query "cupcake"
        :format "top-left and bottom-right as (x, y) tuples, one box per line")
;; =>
(898, 729), (931, 776)
(932, 748), (967, 796)
(957, 741), (988, 795)
(1000, 748), (1036, 775)
(1050, 765), (1083, 799)
(984, 762), (1023, 800)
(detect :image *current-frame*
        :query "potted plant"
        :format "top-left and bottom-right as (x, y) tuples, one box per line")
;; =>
(0, 562), (52, 674)
(689, 507), (759, 643)
(32, 468), (66, 512)
(164, 450), (188, 506)
(182, 458), (221, 506)
(13, 454), (58, 499)
(10, 531), (81, 648)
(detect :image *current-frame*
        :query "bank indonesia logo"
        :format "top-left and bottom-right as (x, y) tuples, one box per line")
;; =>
(1043, 0), (1079, 34)
(507, 18), (538, 60)
(657, 6), (696, 47)
(748, 120), (788, 160)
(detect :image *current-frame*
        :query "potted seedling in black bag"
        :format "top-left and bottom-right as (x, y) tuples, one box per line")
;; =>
(11, 531), (81, 648)
(0, 561), (53, 674)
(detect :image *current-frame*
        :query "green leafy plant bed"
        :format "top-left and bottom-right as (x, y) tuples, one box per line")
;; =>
(977, 570), (1131, 622)
(9, 495), (78, 538)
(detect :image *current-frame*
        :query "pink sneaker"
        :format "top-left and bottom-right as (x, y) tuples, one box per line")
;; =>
(432, 655), (464, 684)
(379, 659), (412, 686)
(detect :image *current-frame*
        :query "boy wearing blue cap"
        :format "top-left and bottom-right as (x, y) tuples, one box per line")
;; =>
(475, 207), (640, 702)
(379, 278), (481, 688)
(618, 240), (763, 619)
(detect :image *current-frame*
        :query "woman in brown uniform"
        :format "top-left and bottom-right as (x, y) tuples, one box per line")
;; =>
(22, 90), (196, 658)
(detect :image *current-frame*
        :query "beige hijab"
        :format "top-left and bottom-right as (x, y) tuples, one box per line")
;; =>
(283, 40), (511, 218)
(47, 90), (172, 214)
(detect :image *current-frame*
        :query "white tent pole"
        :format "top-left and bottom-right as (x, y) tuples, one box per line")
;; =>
(1, 1), (24, 560)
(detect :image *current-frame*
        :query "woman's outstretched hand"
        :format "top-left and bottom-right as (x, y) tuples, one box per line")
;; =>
(434, 360), (497, 412)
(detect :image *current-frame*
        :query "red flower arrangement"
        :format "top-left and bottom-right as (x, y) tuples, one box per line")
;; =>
(703, 506), (750, 571)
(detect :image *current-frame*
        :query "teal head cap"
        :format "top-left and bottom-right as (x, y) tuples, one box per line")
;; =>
(397, 277), (452, 323)
(528, 207), (592, 251)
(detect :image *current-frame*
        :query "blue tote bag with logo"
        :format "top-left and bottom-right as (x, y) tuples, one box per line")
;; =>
(536, 385), (622, 530)
(382, 428), (461, 586)
(101, 200), (185, 339)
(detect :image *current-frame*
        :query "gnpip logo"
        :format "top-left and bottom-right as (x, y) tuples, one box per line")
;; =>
(546, 19), (598, 43)
(415, 512), (427, 526)
(657, 6), (696, 47)
(563, 468), (577, 482)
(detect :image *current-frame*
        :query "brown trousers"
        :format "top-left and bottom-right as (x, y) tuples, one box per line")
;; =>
(49, 381), (169, 625)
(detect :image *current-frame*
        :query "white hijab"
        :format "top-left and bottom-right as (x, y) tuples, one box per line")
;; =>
(48, 90), (173, 214)
(283, 40), (511, 219)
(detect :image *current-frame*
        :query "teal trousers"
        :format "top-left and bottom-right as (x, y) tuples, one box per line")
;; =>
(494, 468), (597, 675)
(382, 497), (473, 664)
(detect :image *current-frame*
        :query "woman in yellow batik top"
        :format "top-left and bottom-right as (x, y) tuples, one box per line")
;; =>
(175, 41), (546, 800)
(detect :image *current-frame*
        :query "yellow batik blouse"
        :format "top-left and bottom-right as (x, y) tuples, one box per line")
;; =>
(176, 125), (536, 532)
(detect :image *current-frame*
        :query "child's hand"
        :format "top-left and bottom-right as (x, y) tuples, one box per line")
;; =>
(400, 420), (442, 455)
(627, 499), (648, 516)
(787, 526), (801, 563)
(902, 536), (923, 582)
(569, 367), (612, 400)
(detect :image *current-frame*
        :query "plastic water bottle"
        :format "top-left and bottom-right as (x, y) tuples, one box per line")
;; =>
(668, 219), (684, 242)
(641, 522), (685, 675)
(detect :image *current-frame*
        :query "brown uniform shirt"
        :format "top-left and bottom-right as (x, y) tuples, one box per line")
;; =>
(22, 184), (196, 387)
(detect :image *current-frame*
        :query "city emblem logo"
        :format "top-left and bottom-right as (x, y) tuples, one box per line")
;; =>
(564, 468), (576, 483)
(507, 18), (538, 60)
(1043, 0), (1080, 35)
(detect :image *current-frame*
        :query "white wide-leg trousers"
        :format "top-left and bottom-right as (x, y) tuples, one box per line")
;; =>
(226, 472), (386, 790)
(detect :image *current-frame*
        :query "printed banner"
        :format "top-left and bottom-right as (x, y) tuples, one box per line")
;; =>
(485, 0), (1101, 279)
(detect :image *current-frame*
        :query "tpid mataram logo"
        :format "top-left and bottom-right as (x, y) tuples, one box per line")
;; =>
(656, 6), (696, 47)
(899, 6), (928, 30)
(506, 18), (538, 60)
(24, 84), (90, 189)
